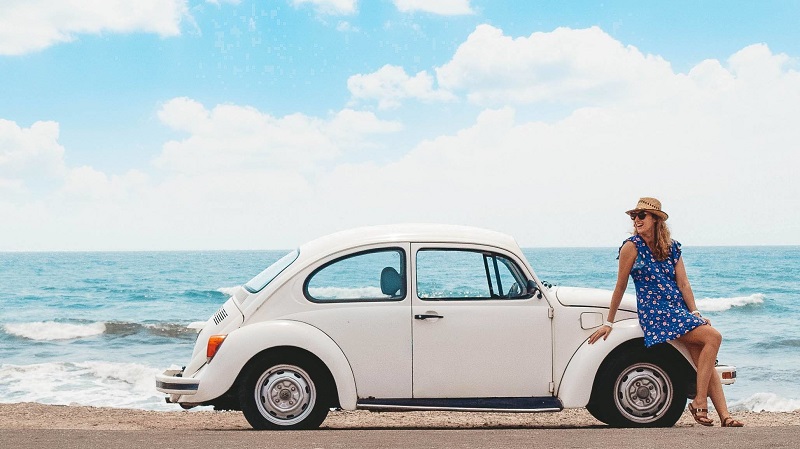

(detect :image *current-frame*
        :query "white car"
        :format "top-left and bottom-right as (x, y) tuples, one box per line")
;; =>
(155, 224), (735, 429)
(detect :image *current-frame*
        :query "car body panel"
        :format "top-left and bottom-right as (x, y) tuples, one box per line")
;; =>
(174, 320), (358, 408)
(556, 318), (644, 407)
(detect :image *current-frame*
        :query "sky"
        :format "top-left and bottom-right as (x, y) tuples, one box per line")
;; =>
(1, 0), (799, 251)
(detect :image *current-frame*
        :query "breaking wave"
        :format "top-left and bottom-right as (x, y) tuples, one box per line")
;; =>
(2, 320), (196, 341)
(3, 321), (106, 341)
(0, 361), (176, 410)
(695, 293), (764, 312)
(730, 392), (800, 412)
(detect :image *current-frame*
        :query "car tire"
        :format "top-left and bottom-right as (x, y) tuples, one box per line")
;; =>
(588, 347), (687, 427)
(239, 352), (331, 430)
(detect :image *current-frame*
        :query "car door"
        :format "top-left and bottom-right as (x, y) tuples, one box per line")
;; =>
(296, 244), (412, 399)
(411, 244), (553, 398)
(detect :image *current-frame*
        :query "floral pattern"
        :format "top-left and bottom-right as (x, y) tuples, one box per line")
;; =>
(621, 235), (705, 347)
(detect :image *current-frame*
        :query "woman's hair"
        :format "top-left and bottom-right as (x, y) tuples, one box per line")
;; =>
(634, 216), (672, 260)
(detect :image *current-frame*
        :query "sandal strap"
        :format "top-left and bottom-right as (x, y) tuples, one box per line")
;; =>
(722, 416), (743, 426)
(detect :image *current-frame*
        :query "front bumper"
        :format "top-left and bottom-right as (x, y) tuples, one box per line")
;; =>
(716, 364), (736, 386)
(155, 366), (199, 397)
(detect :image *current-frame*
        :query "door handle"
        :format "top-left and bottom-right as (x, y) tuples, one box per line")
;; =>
(414, 314), (444, 320)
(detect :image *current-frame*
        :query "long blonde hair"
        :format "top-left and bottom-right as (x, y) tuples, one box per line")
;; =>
(634, 217), (672, 260)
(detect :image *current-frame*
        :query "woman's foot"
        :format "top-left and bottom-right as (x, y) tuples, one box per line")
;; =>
(720, 416), (744, 427)
(688, 402), (714, 426)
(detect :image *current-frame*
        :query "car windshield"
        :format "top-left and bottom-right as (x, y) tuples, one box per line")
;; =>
(244, 249), (299, 293)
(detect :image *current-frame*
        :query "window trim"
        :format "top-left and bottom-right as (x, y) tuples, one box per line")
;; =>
(415, 247), (533, 302)
(243, 249), (300, 293)
(303, 247), (407, 303)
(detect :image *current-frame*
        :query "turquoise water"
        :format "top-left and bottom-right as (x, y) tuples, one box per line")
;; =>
(0, 247), (797, 411)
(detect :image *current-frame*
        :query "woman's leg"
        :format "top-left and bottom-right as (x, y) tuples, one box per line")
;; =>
(679, 325), (722, 410)
(685, 342), (731, 419)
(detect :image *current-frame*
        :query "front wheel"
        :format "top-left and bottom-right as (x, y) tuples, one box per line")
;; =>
(587, 349), (687, 427)
(239, 354), (331, 430)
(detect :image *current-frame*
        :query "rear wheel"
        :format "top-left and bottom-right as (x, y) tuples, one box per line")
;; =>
(239, 353), (331, 430)
(588, 349), (687, 427)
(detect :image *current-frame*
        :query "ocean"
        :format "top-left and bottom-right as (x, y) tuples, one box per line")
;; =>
(1, 247), (798, 412)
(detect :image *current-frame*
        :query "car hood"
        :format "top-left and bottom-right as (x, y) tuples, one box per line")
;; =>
(551, 286), (637, 313)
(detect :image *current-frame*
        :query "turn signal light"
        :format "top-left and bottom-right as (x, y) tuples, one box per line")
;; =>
(206, 334), (227, 360)
(721, 371), (735, 380)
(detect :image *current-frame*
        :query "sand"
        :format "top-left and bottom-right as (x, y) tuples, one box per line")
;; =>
(1, 403), (797, 430)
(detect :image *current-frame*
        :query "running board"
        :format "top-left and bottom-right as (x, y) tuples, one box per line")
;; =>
(357, 396), (563, 413)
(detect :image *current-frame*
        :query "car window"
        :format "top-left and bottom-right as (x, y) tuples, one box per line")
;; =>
(416, 249), (528, 300)
(305, 248), (406, 302)
(244, 249), (299, 293)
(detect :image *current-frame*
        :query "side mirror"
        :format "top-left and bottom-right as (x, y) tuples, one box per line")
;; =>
(526, 279), (542, 299)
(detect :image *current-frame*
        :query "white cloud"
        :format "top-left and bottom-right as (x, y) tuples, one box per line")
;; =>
(2, 28), (800, 250)
(435, 25), (674, 107)
(0, 119), (65, 179)
(290, 0), (357, 16)
(59, 166), (149, 201)
(0, 0), (189, 55)
(348, 64), (457, 109)
(155, 98), (402, 174)
(393, 0), (474, 15)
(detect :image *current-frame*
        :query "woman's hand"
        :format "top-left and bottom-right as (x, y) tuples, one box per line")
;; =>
(692, 310), (711, 326)
(588, 325), (611, 344)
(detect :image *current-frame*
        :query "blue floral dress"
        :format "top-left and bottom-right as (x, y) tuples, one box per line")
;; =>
(621, 235), (706, 347)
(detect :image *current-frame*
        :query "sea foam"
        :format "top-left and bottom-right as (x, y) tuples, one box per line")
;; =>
(730, 392), (800, 412)
(0, 361), (174, 410)
(3, 321), (106, 341)
(217, 286), (241, 297)
(695, 293), (764, 312)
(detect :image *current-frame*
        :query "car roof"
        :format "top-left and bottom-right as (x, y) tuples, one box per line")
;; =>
(298, 223), (520, 259)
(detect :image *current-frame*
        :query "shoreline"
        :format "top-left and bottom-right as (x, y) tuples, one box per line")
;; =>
(1, 403), (798, 430)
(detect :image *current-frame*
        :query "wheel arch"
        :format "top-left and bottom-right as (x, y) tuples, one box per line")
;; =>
(557, 319), (695, 408)
(191, 320), (358, 410)
(587, 338), (696, 407)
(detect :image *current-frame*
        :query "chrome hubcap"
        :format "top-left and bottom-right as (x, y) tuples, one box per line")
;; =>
(614, 362), (673, 423)
(255, 364), (315, 425)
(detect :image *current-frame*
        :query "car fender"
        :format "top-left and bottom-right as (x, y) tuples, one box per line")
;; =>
(557, 319), (644, 408)
(187, 320), (357, 409)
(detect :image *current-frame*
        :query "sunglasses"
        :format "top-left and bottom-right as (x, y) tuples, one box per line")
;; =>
(629, 211), (648, 220)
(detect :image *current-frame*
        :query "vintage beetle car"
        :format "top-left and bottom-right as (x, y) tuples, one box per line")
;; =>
(156, 224), (735, 429)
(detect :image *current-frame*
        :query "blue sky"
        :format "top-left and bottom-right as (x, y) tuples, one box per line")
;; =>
(1, 1), (799, 250)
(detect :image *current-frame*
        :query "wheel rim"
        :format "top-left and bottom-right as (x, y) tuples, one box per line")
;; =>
(254, 364), (316, 426)
(613, 362), (673, 424)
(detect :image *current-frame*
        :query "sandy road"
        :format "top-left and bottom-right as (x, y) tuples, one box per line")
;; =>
(2, 404), (799, 448)
(3, 426), (800, 449)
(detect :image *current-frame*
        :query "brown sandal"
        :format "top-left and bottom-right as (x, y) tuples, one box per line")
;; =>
(721, 416), (744, 427)
(688, 402), (714, 426)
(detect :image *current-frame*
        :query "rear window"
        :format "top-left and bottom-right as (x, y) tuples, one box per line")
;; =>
(244, 249), (299, 293)
(304, 248), (406, 302)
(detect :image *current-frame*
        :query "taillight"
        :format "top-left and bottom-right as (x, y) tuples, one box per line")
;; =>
(206, 334), (227, 360)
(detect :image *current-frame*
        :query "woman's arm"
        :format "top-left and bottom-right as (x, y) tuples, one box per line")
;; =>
(588, 241), (637, 344)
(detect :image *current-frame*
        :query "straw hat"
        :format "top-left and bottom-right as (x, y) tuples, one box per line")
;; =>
(626, 197), (668, 220)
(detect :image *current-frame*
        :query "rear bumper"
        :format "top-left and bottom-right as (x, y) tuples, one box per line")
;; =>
(155, 367), (199, 397)
(716, 364), (736, 385)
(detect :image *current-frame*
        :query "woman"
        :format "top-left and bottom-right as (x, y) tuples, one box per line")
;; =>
(588, 197), (743, 427)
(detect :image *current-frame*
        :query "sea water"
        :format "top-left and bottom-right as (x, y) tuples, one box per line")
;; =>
(1, 247), (798, 412)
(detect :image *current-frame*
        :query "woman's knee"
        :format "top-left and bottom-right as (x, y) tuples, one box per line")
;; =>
(703, 326), (722, 348)
(682, 325), (722, 347)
